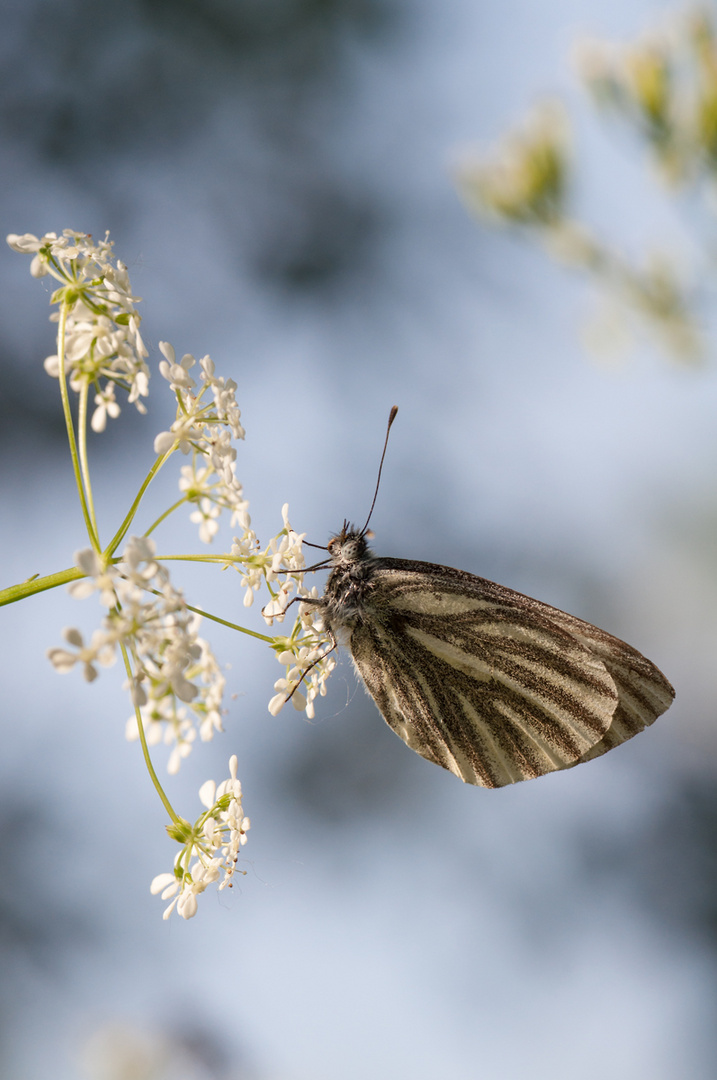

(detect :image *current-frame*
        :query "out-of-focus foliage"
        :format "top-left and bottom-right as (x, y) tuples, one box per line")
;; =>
(80, 1020), (242, 1080)
(457, 8), (717, 363)
(0, 0), (394, 447)
(458, 102), (568, 227)
(0, 0), (389, 163)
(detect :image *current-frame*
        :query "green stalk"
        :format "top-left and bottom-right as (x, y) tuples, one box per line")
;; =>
(154, 553), (242, 564)
(182, 602), (275, 643)
(103, 446), (176, 560)
(56, 302), (100, 551)
(114, 565), (276, 644)
(119, 641), (181, 825)
(0, 566), (84, 607)
(76, 381), (99, 542)
(143, 496), (189, 537)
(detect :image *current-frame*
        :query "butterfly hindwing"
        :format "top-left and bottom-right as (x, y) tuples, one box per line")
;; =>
(533, 603), (676, 765)
(347, 559), (674, 788)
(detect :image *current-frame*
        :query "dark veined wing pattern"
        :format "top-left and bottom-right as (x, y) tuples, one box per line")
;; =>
(347, 559), (675, 788)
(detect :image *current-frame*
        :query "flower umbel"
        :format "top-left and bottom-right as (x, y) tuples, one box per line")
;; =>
(8, 226), (339, 919)
(8, 230), (149, 427)
(154, 341), (250, 545)
(50, 537), (227, 774)
(151, 755), (250, 919)
(268, 610), (336, 721)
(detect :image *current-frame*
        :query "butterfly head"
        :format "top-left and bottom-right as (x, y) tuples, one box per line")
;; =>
(327, 522), (372, 568)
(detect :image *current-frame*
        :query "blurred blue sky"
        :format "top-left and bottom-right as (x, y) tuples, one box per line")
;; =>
(2, 0), (717, 1078)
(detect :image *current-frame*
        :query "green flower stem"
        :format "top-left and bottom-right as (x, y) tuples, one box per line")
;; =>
(124, 567), (276, 643)
(119, 641), (181, 826)
(183, 602), (275, 643)
(0, 566), (84, 607)
(76, 381), (99, 543)
(1, 552), (280, 649)
(103, 446), (176, 560)
(56, 302), (100, 552)
(155, 553), (242, 564)
(143, 496), (189, 537)
(148, 554), (281, 643)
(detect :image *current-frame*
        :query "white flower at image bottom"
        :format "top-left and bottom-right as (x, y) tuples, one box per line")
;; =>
(150, 755), (250, 920)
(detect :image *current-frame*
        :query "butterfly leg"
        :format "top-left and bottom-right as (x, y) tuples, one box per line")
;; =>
(283, 630), (338, 705)
(261, 591), (326, 621)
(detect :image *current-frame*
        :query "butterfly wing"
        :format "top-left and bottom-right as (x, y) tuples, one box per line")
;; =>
(527, 600), (675, 766)
(348, 559), (674, 788)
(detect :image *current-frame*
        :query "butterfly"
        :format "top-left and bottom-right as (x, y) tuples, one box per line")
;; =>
(301, 408), (675, 788)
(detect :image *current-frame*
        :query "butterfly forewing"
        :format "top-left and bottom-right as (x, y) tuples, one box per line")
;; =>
(342, 558), (674, 788)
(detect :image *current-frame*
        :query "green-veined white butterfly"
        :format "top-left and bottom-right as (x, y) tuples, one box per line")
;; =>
(300, 408), (675, 788)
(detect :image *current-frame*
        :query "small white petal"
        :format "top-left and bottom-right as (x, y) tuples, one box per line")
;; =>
(67, 578), (97, 599)
(268, 693), (286, 716)
(154, 431), (177, 456)
(6, 232), (41, 253)
(150, 873), (177, 895)
(125, 716), (140, 741)
(178, 891), (198, 919)
(47, 648), (77, 673)
(158, 341), (176, 364)
(162, 898), (179, 920)
(199, 779), (217, 809)
(74, 548), (103, 576)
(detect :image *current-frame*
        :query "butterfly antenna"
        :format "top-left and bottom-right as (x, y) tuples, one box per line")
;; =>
(360, 405), (398, 537)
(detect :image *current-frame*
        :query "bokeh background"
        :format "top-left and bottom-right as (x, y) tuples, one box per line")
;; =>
(2, 0), (717, 1077)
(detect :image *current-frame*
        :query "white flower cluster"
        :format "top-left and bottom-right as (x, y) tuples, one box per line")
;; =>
(224, 502), (336, 719)
(8, 225), (347, 921)
(6, 230), (149, 430)
(48, 536), (226, 774)
(268, 621), (337, 721)
(150, 754), (250, 919)
(154, 342), (250, 544)
(232, 502), (304, 611)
